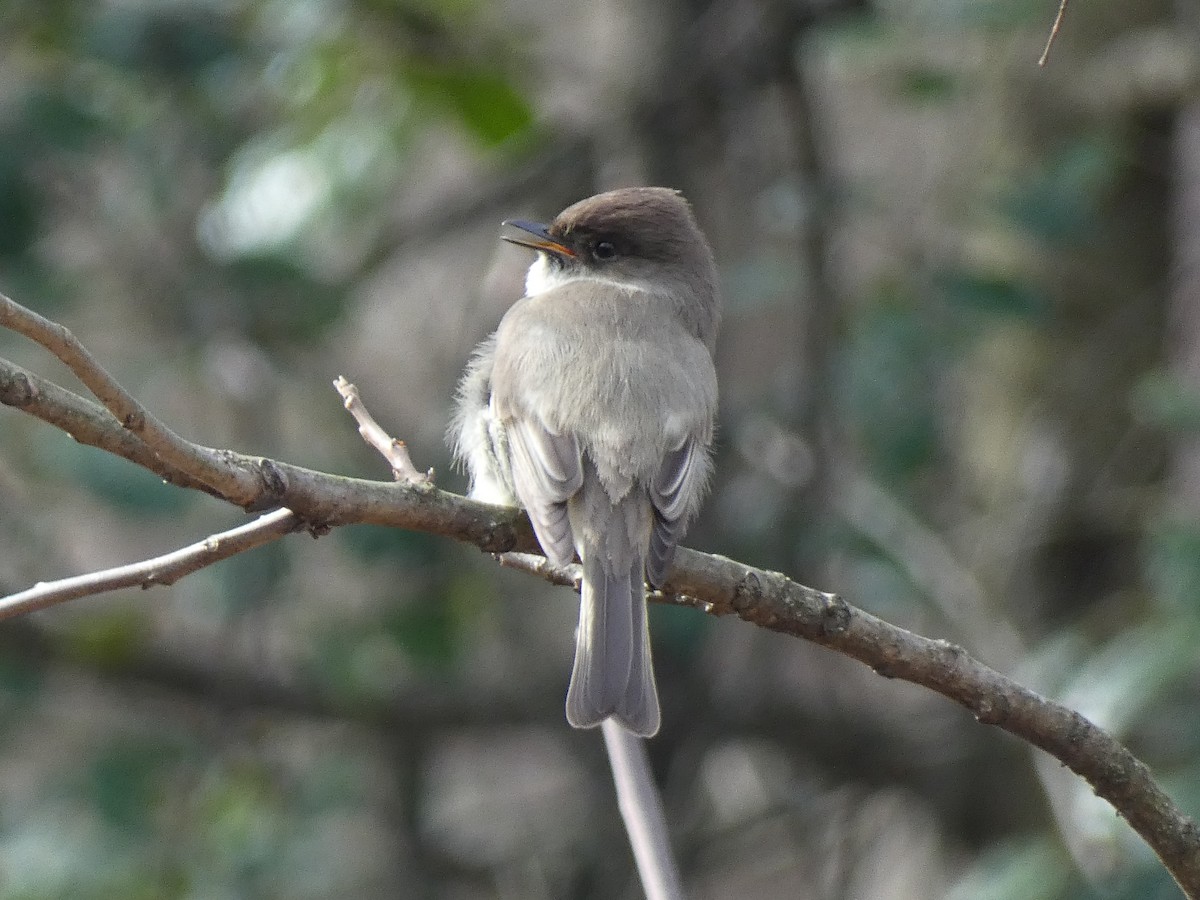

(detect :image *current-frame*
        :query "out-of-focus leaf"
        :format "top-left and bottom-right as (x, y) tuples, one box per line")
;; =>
(935, 270), (1048, 319)
(373, 571), (490, 672)
(199, 764), (285, 874)
(0, 651), (44, 708)
(1162, 762), (1200, 829)
(84, 7), (240, 76)
(359, 0), (481, 22)
(310, 625), (415, 703)
(841, 298), (942, 480)
(944, 838), (1069, 900)
(1147, 522), (1200, 614)
(59, 607), (153, 667)
(1057, 621), (1195, 734)
(1062, 864), (1187, 900)
(843, 553), (925, 618)
(88, 740), (183, 836)
(1131, 371), (1200, 433)
(954, 0), (1048, 27)
(20, 87), (108, 151)
(648, 601), (710, 658)
(215, 540), (291, 616)
(339, 523), (441, 566)
(0, 140), (39, 257)
(403, 63), (533, 146)
(223, 255), (347, 346)
(892, 65), (961, 102)
(385, 597), (461, 669)
(57, 443), (193, 515)
(1002, 136), (1123, 244)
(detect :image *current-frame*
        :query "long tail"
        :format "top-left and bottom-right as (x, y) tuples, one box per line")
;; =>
(566, 547), (660, 737)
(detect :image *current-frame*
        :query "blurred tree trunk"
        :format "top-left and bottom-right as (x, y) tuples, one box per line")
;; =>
(1170, 100), (1200, 509)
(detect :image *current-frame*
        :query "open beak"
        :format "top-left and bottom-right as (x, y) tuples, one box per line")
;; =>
(501, 219), (576, 258)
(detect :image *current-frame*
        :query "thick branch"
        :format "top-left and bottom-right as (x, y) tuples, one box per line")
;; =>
(661, 551), (1200, 890)
(0, 353), (533, 554)
(0, 293), (262, 504)
(2, 294), (1198, 896)
(0, 356), (220, 495)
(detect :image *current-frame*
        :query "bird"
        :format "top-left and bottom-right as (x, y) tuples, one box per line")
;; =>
(449, 186), (720, 736)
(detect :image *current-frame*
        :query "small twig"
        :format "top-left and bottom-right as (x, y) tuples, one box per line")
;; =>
(334, 376), (433, 484)
(603, 720), (685, 900)
(1038, 0), (1069, 67)
(496, 551), (581, 589)
(0, 508), (299, 620)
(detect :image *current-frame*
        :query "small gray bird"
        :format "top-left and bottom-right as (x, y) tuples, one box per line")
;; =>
(450, 187), (720, 736)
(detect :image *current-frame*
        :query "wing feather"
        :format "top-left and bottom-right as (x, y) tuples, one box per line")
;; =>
(506, 417), (583, 567)
(646, 437), (708, 588)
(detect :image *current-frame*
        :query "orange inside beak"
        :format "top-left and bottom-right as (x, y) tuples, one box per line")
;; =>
(500, 220), (576, 257)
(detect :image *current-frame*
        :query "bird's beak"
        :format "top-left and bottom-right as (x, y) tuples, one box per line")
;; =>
(501, 220), (576, 258)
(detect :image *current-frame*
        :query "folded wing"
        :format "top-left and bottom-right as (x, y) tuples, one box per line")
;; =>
(505, 417), (583, 567)
(647, 436), (708, 588)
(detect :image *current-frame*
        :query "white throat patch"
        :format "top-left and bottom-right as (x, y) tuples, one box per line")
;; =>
(524, 254), (649, 297)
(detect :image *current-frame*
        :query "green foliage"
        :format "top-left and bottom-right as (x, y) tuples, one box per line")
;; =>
(1132, 372), (1200, 433)
(58, 608), (153, 667)
(384, 599), (462, 669)
(214, 540), (292, 616)
(0, 0), (1196, 895)
(87, 740), (184, 836)
(1003, 136), (1125, 245)
(1061, 865), (1183, 900)
(841, 294), (943, 481)
(83, 6), (241, 77)
(944, 838), (1070, 900)
(402, 62), (535, 147)
(934, 269), (1049, 320)
(197, 763), (287, 878)
(383, 571), (488, 671)
(339, 523), (441, 566)
(221, 255), (346, 346)
(1147, 522), (1200, 614)
(0, 652), (45, 715)
(17, 86), (109, 153)
(648, 600), (711, 658)
(52, 444), (193, 516)
(891, 64), (962, 103)
(951, 0), (1049, 27)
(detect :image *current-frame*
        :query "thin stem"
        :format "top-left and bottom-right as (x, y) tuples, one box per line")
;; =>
(334, 376), (433, 484)
(0, 508), (298, 620)
(602, 720), (685, 900)
(1038, 0), (1069, 67)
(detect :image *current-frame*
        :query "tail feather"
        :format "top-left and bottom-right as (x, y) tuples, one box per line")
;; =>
(566, 551), (660, 737)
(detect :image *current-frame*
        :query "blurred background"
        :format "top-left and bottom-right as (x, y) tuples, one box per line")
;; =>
(0, 0), (1198, 897)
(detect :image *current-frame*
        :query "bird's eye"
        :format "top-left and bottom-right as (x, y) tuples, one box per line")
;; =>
(592, 241), (617, 261)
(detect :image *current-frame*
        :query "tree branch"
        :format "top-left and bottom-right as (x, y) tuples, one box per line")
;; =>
(0, 293), (262, 504)
(0, 508), (299, 619)
(2, 294), (1198, 896)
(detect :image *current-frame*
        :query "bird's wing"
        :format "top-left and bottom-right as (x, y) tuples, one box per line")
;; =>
(505, 416), (583, 567)
(646, 436), (708, 588)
